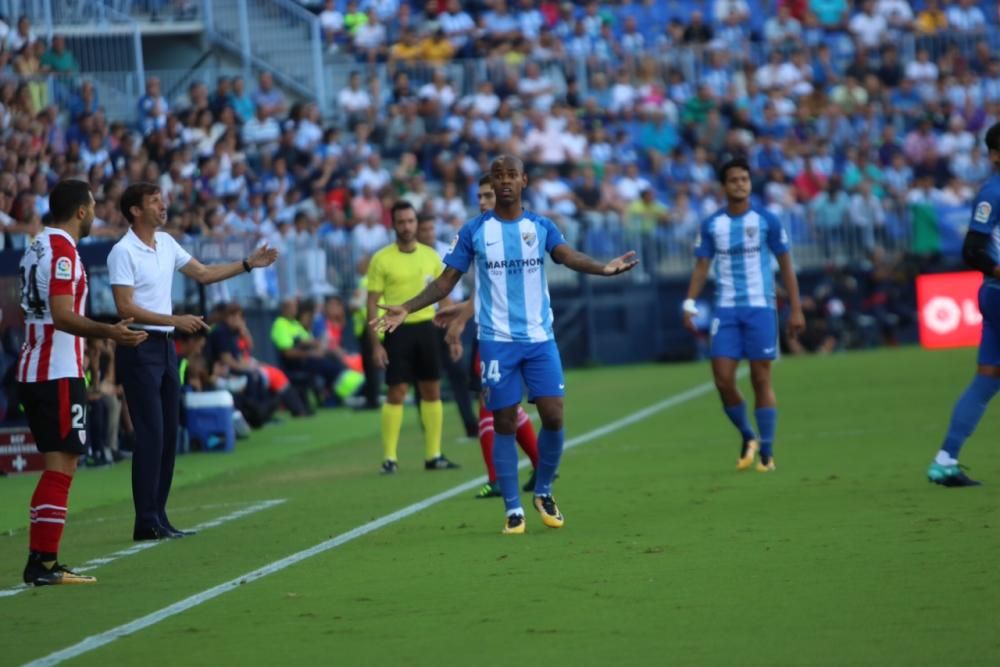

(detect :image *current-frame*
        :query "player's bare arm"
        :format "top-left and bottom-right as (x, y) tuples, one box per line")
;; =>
(50, 294), (148, 347)
(180, 244), (278, 285)
(111, 285), (209, 333)
(777, 253), (805, 337)
(682, 257), (712, 333)
(373, 267), (463, 334)
(550, 245), (639, 276)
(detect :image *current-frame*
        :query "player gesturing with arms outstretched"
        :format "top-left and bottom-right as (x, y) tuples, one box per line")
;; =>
(683, 157), (805, 473)
(374, 155), (637, 534)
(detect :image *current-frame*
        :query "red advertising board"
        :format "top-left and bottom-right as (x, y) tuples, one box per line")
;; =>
(916, 272), (983, 349)
(0, 427), (43, 475)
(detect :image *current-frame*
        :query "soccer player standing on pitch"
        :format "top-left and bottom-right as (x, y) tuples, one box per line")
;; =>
(928, 122), (1000, 487)
(374, 155), (638, 534)
(18, 180), (148, 586)
(683, 157), (805, 472)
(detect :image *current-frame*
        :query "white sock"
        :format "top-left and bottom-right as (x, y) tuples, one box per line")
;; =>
(506, 508), (524, 518)
(935, 450), (958, 466)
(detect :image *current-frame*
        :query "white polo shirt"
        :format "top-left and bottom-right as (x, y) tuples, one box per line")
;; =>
(107, 228), (192, 331)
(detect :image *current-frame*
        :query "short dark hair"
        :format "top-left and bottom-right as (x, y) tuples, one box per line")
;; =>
(390, 200), (416, 224)
(478, 174), (492, 187)
(48, 179), (92, 224)
(718, 156), (751, 184)
(417, 213), (435, 225)
(120, 182), (161, 224)
(985, 122), (1000, 153)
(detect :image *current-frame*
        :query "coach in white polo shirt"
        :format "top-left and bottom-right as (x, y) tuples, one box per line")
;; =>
(108, 182), (277, 541)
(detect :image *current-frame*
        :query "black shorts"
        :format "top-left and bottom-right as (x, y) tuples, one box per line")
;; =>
(469, 339), (481, 393)
(383, 321), (441, 386)
(19, 378), (89, 455)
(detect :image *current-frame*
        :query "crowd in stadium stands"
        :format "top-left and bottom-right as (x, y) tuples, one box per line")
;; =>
(1, 0), (1000, 454)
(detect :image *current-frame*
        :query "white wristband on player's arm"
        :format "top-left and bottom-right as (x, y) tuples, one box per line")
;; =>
(682, 298), (698, 316)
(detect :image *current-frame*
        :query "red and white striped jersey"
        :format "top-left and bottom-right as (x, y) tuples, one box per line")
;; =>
(17, 228), (88, 383)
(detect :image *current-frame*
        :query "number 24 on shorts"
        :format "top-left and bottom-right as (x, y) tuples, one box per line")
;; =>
(480, 359), (501, 384)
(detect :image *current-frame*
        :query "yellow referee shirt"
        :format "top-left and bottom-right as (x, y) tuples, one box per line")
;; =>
(367, 243), (443, 324)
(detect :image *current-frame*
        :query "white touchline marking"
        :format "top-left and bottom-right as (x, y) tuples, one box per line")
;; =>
(22, 379), (719, 667)
(1, 500), (286, 599)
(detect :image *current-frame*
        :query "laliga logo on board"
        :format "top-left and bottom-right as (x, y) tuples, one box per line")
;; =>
(922, 296), (982, 335)
(916, 272), (984, 349)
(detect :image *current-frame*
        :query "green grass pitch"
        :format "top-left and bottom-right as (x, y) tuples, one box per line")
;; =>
(1, 346), (999, 666)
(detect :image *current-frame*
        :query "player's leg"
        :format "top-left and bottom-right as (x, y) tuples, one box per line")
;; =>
(470, 343), (500, 496)
(379, 326), (412, 473)
(22, 379), (95, 585)
(414, 322), (457, 470)
(710, 309), (758, 469)
(745, 308), (780, 472)
(929, 286), (1000, 486)
(525, 341), (566, 528)
(515, 405), (540, 492)
(439, 328), (477, 437)
(481, 340), (527, 533)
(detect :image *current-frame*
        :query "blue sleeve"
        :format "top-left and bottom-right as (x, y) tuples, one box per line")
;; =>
(443, 218), (476, 274)
(763, 210), (790, 256)
(693, 217), (715, 258)
(539, 215), (568, 255)
(969, 185), (1000, 235)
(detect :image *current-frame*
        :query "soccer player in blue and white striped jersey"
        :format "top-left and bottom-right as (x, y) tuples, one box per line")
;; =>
(683, 157), (805, 472)
(374, 155), (638, 534)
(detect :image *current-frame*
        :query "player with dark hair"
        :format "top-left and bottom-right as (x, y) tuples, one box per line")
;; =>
(374, 155), (637, 534)
(18, 180), (147, 585)
(683, 157), (805, 472)
(928, 122), (1000, 486)
(367, 200), (459, 473)
(436, 174), (541, 499)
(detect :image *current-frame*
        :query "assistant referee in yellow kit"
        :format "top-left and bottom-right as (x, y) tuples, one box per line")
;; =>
(367, 200), (460, 474)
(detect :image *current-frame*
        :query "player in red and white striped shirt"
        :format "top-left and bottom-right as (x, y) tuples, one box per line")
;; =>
(17, 180), (147, 587)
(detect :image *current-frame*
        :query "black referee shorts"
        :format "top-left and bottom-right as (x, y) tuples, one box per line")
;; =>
(19, 378), (89, 455)
(383, 320), (441, 386)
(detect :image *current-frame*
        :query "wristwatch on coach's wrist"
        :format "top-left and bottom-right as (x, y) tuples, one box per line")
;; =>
(243, 258), (252, 273)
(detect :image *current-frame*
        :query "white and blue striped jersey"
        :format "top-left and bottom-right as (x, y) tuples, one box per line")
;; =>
(694, 206), (790, 308)
(968, 174), (1000, 290)
(444, 210), (567, 343)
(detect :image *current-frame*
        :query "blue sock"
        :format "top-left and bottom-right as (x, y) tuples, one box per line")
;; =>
(755, 407), (777, 459)
(492, 432), (521, 513)
(723, 403), (757, 442)
(534, 428), (564, 497)
(942, 375), (1000, 459)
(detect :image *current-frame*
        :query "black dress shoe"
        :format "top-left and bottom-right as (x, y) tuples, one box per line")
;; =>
(132, 525), (168, 541)
(164, 526), (197, 538)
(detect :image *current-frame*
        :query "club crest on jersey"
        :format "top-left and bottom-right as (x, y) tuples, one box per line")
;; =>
(521, 231), (536, 247)
(55, 257), (72, 280)
(744, 225), (758, 239)
(975, 202), (992, 223)
(447, 235), (459, 253)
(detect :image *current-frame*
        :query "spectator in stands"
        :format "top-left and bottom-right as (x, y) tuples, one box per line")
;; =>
(319, 0), (344, 51)
(6, 15), (35, 53)
(354, 8), (387, 64)
(138, 77), (168, 135)
(254, 71), (287, 118)
(420, 26), (455, 65)
(849, 0), (888, 51)
(765, 5), (803, 46)
(946, 0), (986, 35)
(810, 0), (849, 30)
(40, 35), (77, 73)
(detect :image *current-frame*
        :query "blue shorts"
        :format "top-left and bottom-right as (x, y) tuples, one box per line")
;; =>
(477, 339), (565, 411)
(710, 307), (778, 361)
(978, 285), (1000, 366)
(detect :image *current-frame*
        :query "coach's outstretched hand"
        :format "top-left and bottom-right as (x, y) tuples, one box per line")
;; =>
(109, 318), (149, 347)
(172, 314), (211, 334)
(372, 304), (409, 334)
(248, 243), (279, 269)
(603, 251), (639, 276)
